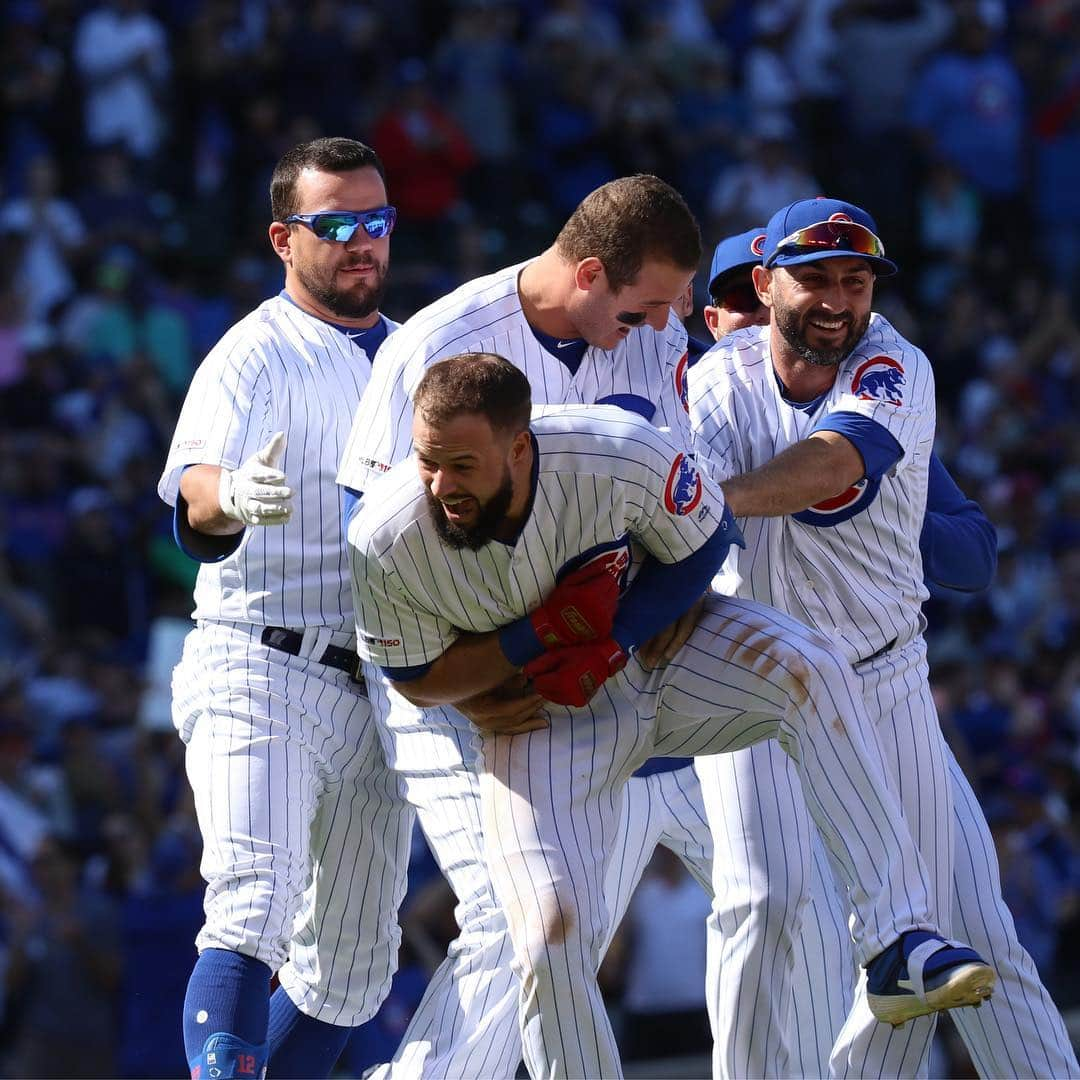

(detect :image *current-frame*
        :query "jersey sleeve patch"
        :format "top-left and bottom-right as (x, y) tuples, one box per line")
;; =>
(851, 355), (906, 405)
(663, 453), (703, 516)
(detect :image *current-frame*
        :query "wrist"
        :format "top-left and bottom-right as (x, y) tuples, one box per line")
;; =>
(498, 616), (545, 667)
(218, 467), (241, 522)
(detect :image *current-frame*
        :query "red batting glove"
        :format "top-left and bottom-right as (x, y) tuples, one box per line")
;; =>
(530, 563), (620, 649)
(524, 638), (628, 708)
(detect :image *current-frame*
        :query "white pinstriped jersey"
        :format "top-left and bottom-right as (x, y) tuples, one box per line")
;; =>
(349, 405), (722, 670)
(688, 313), (934, 664)
(336, 260), (692, 492)
(159, 295), (399, 630)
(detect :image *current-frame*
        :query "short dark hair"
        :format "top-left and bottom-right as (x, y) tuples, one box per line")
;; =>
(270, 137), (386, 221)
(413, 353), (532, 436)
(555, 175), (702, 291)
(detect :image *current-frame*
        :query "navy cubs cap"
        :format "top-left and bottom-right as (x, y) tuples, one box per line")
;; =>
(707, 227), (766, 297)
(762, 197), (898, 276)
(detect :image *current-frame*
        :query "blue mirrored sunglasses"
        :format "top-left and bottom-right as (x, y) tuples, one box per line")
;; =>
(283, 207), (397, 242)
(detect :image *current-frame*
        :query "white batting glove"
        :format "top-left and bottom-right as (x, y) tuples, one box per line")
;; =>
(218, 432), (293, 525)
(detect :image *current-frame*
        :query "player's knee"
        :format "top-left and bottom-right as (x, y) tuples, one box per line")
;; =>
(201, 872), (299, 968)
(714, 872), (810, 934)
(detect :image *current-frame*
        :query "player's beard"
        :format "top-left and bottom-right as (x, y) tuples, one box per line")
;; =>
(428, 470), (515, 551)
(774, 299), (870, 368)
(296, 256), (388, 320)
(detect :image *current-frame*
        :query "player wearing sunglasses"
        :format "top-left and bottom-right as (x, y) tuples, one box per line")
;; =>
(688, 199), (1076, 1078)
(160, 138), (411, 1080)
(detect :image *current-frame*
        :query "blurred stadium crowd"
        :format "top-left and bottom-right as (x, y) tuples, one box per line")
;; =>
(1, 0), (1080, 1075)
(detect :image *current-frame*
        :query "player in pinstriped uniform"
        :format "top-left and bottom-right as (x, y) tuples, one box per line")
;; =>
(689, 197), (1079, 1079)
(338, 176), (703, 1079)
(607, 227), (1004, 1080)
(158, 138), (413, 1080)
(348, 353), (995, 1080)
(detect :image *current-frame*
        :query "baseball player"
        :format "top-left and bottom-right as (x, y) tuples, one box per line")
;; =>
(606, 225), (1003, 1080)
(689, 197), (1079, 1079)
(158, 138), (413, 1080)
(338, 175), (704, 1079)
(348, 352), (995, 1080)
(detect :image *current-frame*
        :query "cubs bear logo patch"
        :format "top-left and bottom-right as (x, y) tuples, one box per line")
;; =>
(664, 453), (703, 516)
(851, 355), (905, 405)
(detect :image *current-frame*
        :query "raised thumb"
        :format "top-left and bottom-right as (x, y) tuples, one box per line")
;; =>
(256, 431), (286, 468)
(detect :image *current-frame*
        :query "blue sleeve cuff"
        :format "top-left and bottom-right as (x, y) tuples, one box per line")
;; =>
(812, 411), (903, 481)
(920, 453), (997, 592)
(343, 486), (363, 531)
(611, 505), (744, 652)
(172, 493), (243, 563)
(498, 616), (545, 667)
(381, 660), (434, 682)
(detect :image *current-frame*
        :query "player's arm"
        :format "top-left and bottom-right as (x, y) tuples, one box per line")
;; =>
(920, 452), (997, 592)
(721, 415), (901, 517)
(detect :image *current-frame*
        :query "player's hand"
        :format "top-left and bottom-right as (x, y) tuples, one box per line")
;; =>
(637, 594), (707, 670)
(457, 673), (548, 735)
(524, 638), (627, 708)
(531, 563), (620, 650)
(218, 432), (293, 526)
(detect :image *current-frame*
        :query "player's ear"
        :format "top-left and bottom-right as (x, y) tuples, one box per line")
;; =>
(703, 305), (722, 341)
(751, 265), (773, 308)
(509, 429), (531, 464)
(269, 221), (292, 264)
(574, 258), (605, 293)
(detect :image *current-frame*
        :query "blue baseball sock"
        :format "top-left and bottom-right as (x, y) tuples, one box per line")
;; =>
(267, 986), (353, 1079)
(183, 948), (272, 1076)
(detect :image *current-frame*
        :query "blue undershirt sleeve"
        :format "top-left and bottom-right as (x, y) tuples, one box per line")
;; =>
(920, 453), (997, 592)
(610, 505), (744, 653)
(811, 411), (903, 481)
(381, 660), (434, 682)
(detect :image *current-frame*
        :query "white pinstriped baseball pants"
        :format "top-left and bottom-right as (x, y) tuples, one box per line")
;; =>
(172, 621), (414, 1026)
(480, 593), (938, 1079)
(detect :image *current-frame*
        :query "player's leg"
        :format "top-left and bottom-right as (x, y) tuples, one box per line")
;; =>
(830, 641), (956, 1077)
(174, 623), (329, 1079)
(696, 741), (814, 1079)
(946, 747), (1080, 1078)
(364, 674), (524, 1080)
(646, 594), (992, 1021)
(602, 762), (713, 952)
(479, 681), (654, 1079)
(788, 831), (855, 1078)
(270, 689), (415, 1077)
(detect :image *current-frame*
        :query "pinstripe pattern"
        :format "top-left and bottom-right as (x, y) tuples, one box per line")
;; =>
(160, 298), (398, 629)
(161, 299), (416, 1031)
(172, 621), (412, 1023)
(351, 414), (944, 1079)
(691, 314), (932, 664)
(689, 319), (1079, 1079)
(337, 261), (691, 495)
(338, 260), (692, 1077)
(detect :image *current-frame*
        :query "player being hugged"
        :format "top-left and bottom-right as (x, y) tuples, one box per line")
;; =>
(349, 352), (995, 1080)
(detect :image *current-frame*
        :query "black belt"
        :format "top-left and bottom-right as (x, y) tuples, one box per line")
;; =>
(261, 626), (365, 686)
(857, 637), (897, 666)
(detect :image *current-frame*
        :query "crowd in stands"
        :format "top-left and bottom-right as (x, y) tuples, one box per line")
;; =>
(1, 0), (1080, 1074)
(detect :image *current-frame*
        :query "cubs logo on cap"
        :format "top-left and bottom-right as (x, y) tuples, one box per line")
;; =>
(762, 198), (898, 276)
(851, 355), (905, 405)
(664, 453), (703, 516)
(708, 227), (767, 296)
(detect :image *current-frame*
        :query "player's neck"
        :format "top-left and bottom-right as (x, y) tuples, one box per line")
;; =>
(518, 249), (581, 340)
(769, 332), (840, 403)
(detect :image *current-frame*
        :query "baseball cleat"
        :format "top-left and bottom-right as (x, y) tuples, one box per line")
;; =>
(867, 930), (996, 1027)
